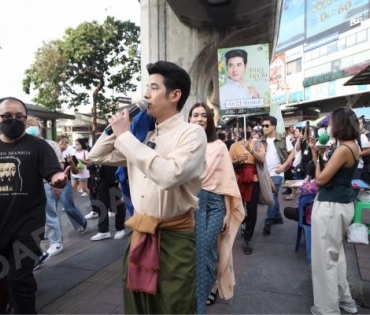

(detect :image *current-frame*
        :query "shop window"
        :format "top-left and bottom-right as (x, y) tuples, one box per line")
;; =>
(346, 34), (356, 47)
(327, 41), (337, 54)
(287, 58), (302, 75)
(356, 30), (367, 44)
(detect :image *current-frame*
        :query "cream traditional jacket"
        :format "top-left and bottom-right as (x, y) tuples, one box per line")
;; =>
(89, 113), (207, 219)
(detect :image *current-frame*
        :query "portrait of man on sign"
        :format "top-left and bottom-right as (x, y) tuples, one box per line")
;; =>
(218, 44), (269, 112)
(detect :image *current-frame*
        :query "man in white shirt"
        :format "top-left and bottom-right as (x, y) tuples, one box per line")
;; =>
(261, 116), (295, 235)
(354, 133), (370, 196)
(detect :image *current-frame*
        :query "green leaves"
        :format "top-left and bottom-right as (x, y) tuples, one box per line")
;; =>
(23, 16), (140, 138)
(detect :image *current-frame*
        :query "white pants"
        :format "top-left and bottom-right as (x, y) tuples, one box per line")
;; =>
(311, 199), (355, 315)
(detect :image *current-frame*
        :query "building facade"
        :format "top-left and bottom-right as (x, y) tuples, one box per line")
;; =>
(271, 0), (370, 125)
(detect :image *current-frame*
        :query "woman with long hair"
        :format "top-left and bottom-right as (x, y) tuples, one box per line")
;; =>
(310, 107), (359, 315)
(188, 103), (244, 314)
(71, 138), (90, 196)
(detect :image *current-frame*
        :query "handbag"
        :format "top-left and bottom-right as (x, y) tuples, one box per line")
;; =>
(254, 141), (275, 205)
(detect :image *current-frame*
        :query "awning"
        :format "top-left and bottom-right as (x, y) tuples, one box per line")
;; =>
(26, 103), (75, 120)
(344, 63), (370, 86)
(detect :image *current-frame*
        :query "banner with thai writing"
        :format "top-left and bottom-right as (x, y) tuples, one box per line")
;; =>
(218, 44), (270, 115)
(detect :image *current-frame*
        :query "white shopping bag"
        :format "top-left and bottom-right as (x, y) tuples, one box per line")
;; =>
(347, 223), (369, 245)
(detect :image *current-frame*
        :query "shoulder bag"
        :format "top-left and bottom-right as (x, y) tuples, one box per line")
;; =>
(254, 141), (275, 205)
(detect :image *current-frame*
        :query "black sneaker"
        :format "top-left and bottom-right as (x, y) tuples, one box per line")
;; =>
(240, 223), (246, 237)
(33, 252), (50, 271)
(243, 239), (253, 255)
(263, 224), (271, 235)
(273, 217), (284, 224)
(78, 220), (88, 235)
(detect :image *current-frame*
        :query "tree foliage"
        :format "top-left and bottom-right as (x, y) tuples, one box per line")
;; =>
(23, 16), (141, 137)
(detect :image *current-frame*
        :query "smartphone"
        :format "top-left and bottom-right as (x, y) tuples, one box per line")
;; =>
(65, 155), (79, 165)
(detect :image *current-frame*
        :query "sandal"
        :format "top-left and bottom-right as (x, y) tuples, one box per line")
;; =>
(284, 195), (295, 201)
(206, 292), (217, 306)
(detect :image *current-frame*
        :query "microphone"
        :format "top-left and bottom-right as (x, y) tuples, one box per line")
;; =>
(104, 100), (148, 135)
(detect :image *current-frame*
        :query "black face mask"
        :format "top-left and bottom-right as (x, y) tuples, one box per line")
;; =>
(0, 120), (25, 140)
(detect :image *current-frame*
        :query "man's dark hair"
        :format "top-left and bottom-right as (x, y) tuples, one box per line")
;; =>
(264, 116), (277, 127)
(217, 132), (226, 141)
(0, 97), (28, 115)
(188, 103), (217, 143)
(146, 61), (191, 112)
(331, 107), (360, 140)
(225, 49), (248, 65)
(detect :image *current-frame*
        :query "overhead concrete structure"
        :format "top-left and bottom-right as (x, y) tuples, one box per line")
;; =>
(140, 0), (282, 121)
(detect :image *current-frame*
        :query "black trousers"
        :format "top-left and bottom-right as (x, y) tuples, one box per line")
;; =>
(0, 239), (40, 314)
(92, 184), (126, 233)
(243, 182), (260, 240)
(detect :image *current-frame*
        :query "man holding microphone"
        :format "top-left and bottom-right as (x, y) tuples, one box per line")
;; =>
(89, 61), (207, 314)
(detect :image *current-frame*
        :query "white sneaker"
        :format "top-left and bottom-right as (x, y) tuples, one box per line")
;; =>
(79, 189), (83, 193)
(108, 211), (116, 217)
(114, 230), (126, 240)
(81, 192), (89, 197)
(91, 232), (111, 241)
(339, 301), (358, 314)
(47, 243), (63, 256)
(85, 211), (98, 219)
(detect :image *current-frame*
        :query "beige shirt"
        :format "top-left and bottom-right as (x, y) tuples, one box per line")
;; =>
(89, 113), (207, 219)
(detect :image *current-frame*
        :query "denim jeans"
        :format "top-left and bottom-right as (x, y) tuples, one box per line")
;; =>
(44, 183), (62, 244)
(265, 176), (284, 225)
(44, 181), (86, 243)
(59, 180), (86, 230)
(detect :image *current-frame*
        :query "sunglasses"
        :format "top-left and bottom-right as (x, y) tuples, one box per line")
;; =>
(262, 124), (271, 128)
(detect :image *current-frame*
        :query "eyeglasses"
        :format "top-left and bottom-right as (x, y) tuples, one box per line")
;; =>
(0, 114), (27, 122)
(262, 124), (271, 128)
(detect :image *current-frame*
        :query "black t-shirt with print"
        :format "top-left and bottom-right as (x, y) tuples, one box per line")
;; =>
(0, 134), (63, 250)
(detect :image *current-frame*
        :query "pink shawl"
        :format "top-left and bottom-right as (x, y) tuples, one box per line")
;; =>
(202, 140), (245, 300)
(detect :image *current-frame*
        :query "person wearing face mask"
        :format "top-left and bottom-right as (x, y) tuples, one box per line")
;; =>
(26, 118), (88, 262)
(71, 138), (90, 197)
(0, 97), (69, 314)
(188, 103), (244, 313)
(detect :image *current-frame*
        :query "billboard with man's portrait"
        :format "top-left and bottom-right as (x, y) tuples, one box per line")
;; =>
(218, 44), (270, 115)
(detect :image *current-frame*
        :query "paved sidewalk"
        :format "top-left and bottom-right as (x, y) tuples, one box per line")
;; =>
(35, 193), (370, 314)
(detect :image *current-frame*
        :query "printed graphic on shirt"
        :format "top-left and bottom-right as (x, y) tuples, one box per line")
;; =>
(0, 157), (23, 194)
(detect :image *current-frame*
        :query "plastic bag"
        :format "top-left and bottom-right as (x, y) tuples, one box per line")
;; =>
(347, 223), (369, 244)
(76, 160), (85, 171)
(356, 190), (370, 202)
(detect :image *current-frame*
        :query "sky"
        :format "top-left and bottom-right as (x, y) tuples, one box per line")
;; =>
(0, 0), (141, 111)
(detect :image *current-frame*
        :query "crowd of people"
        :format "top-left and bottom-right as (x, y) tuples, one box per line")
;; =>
(0, 60), (366, 315)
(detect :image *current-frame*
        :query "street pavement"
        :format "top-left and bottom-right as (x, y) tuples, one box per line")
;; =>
(34, 192), (370, 314)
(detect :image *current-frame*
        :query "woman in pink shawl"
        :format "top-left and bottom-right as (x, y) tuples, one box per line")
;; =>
(188, 103), (244, 314)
